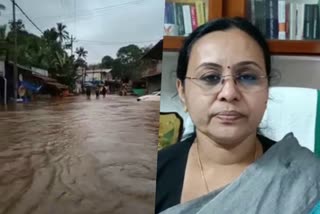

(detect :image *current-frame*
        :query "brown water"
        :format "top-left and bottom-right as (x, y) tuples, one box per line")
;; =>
(0, 95), (160, 214)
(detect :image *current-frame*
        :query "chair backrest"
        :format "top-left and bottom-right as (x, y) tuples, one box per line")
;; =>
(260, 87), (320, 156)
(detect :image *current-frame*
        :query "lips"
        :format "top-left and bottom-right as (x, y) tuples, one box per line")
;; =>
(215, 111), (244, 122)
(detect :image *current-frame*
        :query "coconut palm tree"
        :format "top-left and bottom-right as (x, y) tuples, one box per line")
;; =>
(75, 46), (88, 59)
(42, 28), (59, 43)
(56, 22), (69, 45)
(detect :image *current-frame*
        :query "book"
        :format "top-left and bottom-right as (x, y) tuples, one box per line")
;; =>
(182, 4), (193, 36)
(289, 3), (297, 40)
(313, 3), (320, 39)
(248, 0), (255, 25)
(195, 1), (205, 26)
(165, 2), (175, 24)
(285, 2), (290, 39)
(175, 3), (186, 36)
(296, 3), (305, 40)
(265, 0), (279, 39)
(190, 4), (198, 30)
(255, 0), (267, 37)
(303, 4), (314, 40)
(278, 0), (286, 39)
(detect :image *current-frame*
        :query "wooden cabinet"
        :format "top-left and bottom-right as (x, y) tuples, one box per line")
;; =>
(164, 0), (320, 55)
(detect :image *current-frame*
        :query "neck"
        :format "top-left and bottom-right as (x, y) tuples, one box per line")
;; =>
(195, 130), (260, 166)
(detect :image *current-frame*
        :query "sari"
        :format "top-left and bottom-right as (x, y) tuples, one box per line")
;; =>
(160, 133), (320, 214)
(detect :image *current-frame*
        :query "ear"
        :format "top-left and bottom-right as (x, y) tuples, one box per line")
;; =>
(176, 79), (186, 106)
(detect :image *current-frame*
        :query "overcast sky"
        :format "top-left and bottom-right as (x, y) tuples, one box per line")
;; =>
(0, 0), (164, 64)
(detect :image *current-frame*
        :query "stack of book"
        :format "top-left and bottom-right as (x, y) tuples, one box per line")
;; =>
(248, 0), (320, 40)
(164, 0), (208, 36)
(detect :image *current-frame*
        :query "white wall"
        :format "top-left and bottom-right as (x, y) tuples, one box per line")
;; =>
(270, 55), (320, 89)
(160, 52), (188, 120)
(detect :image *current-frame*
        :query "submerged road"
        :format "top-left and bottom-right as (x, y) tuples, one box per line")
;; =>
(0, 95), (159, 214)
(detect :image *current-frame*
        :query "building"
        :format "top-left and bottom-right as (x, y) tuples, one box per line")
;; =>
(0, 61), (68, 104)
(141, 40), (162, 94)
(85, 68), (112, 85)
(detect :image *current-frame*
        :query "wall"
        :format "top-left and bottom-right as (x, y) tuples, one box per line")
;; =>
(270, 55), (320, 89)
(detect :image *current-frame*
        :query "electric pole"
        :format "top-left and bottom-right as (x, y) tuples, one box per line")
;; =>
(12, 0), (17, 102)
(70, 35), (76, 56)
(71, 35), (74, 55)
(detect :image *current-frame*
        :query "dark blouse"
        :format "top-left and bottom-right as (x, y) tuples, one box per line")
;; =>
(155, 134), (276, 213)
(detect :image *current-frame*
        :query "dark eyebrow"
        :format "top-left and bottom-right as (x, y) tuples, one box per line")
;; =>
(233, 61), (264, 70)
(195, 62), (223, 71)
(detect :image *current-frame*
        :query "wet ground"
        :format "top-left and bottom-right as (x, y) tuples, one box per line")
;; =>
(0, 95), (160, 214)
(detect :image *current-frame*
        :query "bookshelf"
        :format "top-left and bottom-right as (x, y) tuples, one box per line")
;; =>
(163, 0), (223, 51)
(224, 0), (320, 55)
(164, 0), (320, 55)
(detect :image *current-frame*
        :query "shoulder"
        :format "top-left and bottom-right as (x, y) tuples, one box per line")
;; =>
(286, 133), (320, 170)
(257, 134), (277, 153)
(157, 134), (195, 177)
(155, 134), (195, 213)
(274, 133), (320, 176)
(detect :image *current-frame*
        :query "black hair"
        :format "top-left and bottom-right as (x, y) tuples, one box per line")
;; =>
(176, 17), (271, 84)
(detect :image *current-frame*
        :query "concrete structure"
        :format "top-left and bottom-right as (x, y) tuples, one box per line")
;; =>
(141, 40), (162, 94)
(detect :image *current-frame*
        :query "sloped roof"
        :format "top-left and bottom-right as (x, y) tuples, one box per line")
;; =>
(141, 40), (163, 60)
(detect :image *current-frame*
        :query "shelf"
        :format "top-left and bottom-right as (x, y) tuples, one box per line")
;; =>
(268, 40), (320, 55)
(163, 36), (320, 55)
(163, 36), (184, 51)
(163, 0), (320, 55)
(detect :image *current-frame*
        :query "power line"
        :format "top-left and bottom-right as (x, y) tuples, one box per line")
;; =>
(77, 39), (160, 46)
(9, 0), (43, 34)
(31, 1), (144, 22)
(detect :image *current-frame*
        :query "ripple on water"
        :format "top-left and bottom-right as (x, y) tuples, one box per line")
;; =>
(0, 95), (159, 214)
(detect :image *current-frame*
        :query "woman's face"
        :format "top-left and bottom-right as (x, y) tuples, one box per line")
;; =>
(177, 28), (269, 145)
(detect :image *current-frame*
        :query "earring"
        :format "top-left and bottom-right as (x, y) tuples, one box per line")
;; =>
(184, 106), (188, 112)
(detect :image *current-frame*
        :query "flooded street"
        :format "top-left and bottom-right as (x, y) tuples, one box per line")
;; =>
(0, 95), (159, 214)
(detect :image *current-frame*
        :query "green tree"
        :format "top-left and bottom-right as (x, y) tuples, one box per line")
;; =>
(117, 44), (143, 64)
(101, 55), (114, 68)
(75, 46), (88, 59)
(50, 51), (79, 89)
(0, 25), (6, 40)
(56, 22), (69, 45)
(42, 28), (58, 43)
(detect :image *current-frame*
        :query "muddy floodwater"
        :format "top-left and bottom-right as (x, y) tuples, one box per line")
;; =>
(0, 95), (160, 214)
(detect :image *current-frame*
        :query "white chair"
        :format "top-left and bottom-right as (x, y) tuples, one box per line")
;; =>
(260, 86), (320, 154)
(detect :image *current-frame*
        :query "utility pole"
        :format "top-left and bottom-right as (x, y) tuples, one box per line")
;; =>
(70, 35), (75, 56)
(12, 0), (17, 102)
(71, 35), (74, 56)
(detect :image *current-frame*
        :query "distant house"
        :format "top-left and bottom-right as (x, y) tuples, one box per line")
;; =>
(85, 68), (113, 84)
(141, 40), (162, 94)
(0, 61), (68, 104)
(75, 67), (113, 93)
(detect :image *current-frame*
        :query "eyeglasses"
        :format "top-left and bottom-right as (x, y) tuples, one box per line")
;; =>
(185, 73), (268, 95)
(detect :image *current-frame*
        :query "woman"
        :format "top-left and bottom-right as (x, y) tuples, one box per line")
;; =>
(155, 17), (320, 214)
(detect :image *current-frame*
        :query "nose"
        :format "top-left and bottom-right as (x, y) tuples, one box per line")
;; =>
(216, 77), (241, 102)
